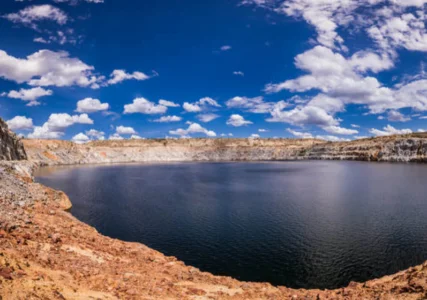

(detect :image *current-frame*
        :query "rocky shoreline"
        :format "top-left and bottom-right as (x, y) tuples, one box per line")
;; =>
(1, 128), (427, 298)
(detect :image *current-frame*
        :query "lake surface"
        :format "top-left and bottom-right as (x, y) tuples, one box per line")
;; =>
(36, 161), (427, 289)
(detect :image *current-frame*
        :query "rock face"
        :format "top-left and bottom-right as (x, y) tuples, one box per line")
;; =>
(0, 118), (27, 161)
(23, 134), (427, 166)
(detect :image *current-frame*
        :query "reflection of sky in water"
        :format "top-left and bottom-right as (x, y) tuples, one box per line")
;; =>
(36, 161), (427, 289)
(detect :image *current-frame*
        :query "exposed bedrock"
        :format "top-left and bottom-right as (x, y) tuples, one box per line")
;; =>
(0, 118), (27, 161)
(22, 133), (427, 166)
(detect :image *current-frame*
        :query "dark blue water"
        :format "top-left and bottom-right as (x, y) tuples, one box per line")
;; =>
(35, 161), (427, 289)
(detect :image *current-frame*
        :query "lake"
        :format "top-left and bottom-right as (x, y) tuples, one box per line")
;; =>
(35, 161), (427, 289)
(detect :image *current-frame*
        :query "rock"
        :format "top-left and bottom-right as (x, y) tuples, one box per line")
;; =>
(0, 268), (13, 280)
(51, 233), (61, 243)
(0, 118), (27, 161)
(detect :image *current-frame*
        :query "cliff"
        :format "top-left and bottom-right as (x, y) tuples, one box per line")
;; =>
(0, 118), (26, 161)
(23, 133), (427, 166)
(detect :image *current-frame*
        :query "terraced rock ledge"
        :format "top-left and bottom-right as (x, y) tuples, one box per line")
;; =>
(1, 124), (427, 298)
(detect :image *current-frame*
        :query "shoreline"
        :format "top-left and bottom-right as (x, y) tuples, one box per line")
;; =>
(2, 134), (427, 298)
(1, 160), (427, 299)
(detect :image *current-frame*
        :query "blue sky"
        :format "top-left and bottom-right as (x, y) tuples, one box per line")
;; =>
(1, 0), (427, 142)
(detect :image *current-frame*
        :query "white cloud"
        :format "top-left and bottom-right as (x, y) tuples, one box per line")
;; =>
(183, 97), (221, 113)
(351, 124), (360, 128)
(130, 135), (144, 140)
(267, 101), (339, 127)
(250, 134), (260, 138)
(233, 71), (244, 76)
(169, 123), (216, 137)
(226, 114), (253, 127)
(76, 98), (109, 113)
(28, 113), (93, 139)
(220, 133), (234, 137)
(243, 0), (427, 52)
(86, 129), (105, 140)
(4, 5), (68, 28)
(72, 133), (90, 144)
(116, 126), (137, 135)
(124, 97), (168, 114)
(322, 125), (359, 135)
(52, 0), (104, 4)
(369, 124), (412, 136)
(153, 115), (182, 123)
(197, 114), (220, 123)
(183, 102), (202, 112)
(220, 45), (232, 51)
(109, 133), (124, 140)
(387, 110), (411, 122)
(259, 129), (269, 132)
(226, 96), (281, 113)
(0, 49), (101, 88)
(159, 99), (180, 107)
(287, 128), (314, 139)
(6, 116), (33, 131)
(107, 69), (150, 85)
(316, 135), (351, 142)
(2, 87), (52, 106)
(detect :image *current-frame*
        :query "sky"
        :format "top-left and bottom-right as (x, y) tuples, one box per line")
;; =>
(1, 0), (427, 142)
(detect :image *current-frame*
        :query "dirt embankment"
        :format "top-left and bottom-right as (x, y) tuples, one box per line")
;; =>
(1, 128), (427, 299)
(22, 134), (427, 166)
(1, 162), (427, 299)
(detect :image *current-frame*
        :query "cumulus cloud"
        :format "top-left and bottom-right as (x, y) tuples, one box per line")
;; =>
(130, 135), (144, 140)
(233, 71), (244, 76)
(262, 45), (427, 133)
(369, 124), (412, 136)
(226, 96), (282, 114)
(116, 126), (137, 135)
(153, 115), (182, 123)
(183, 97), (221, 113)
(387, 110), (411, 122)
(158, 99), (180, 107)
(72, 133), (90, 144)
(107, 70), (150, 85)
(124, 97), (168, 114)
(28, 113), (93, 139)
(76, 98), (109, 113)
(169, 123), (216, 137)
(226, 114), (253, 127)
(197, 114), (220, 123)
(242, 0), (427, 52)
(316, 135), (351, 142)
(183, 102), (202, 112)
(322, 125), (359, 135)
(4, 5), (68, 28)
(2, 87), (52, 106)
(287, 129), (314, 139)
(109, 133), (124, 140)
(220, 45), (232, 51)
(0, 49), (101, 88)
(85, 129), (105, 140)
(6, 116), (33, 131)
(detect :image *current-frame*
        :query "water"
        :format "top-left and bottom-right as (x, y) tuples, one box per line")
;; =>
(35, 161), (427, 289)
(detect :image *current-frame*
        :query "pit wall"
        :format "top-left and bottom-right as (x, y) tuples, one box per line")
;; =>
(22, 135), (427, 166)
